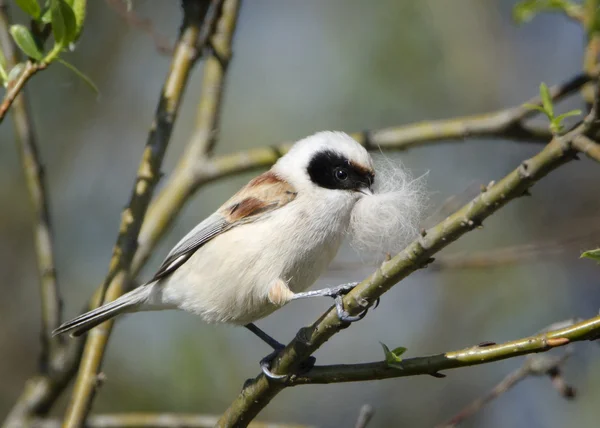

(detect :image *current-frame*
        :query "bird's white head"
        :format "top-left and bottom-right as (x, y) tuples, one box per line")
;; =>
(272, 131), (374, 197)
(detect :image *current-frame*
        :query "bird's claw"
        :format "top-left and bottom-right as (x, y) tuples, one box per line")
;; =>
(335, 295), (369, 323)
(260, 349), (288, 380)
(327, 283), (380, 324)
(260, 349), (316, 381)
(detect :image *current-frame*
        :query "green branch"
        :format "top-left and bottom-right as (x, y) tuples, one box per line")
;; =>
(286, 317), (595, 385)
(132, 0), (240, 275)
(216, 92), (600, 426)
(61, 1), (210, 427)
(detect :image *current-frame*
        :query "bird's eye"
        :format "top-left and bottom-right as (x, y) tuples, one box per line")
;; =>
(335, 168), (348, 181)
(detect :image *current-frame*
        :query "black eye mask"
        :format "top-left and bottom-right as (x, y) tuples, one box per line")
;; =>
(307, 150), (373, 191)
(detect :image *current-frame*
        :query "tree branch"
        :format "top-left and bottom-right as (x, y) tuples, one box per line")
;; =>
(0, 0), (50, 125)
(27, 413), (312, 428)
(192, 66), (597, 184)
(132, 0), (240, 275)
(0, 0), (63, 371)
(582, 0), (600, 106)
(354, 405), (375, 428)
(290, 320), (585, 385)
(3, 4), (241, 427)
(217, 92), (600, 425)
(572, 135), (600, 163)
(437, 350), (573, 428)
(62, 2), (210, 427)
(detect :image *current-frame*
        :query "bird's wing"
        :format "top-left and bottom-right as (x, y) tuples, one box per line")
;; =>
(150, 171), (297, 281)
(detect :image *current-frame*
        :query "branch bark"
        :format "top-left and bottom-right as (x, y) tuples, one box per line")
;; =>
(132, 0), (240, 274)
(62, 2), (210, 427)
(290, 320), (587, 385)
(0, 0), (63, 371)
(437, 349), (573, 427)
(572, 135), (600, 163)
(217, 92), (600, 426)
(0, 0), (50, 125)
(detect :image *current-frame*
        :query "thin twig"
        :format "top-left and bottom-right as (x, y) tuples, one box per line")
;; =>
(0, 0), (63, 369)
(27, 414), (313, 428)
(354, 405), (375, 428)
(0, 0), (51, 125)
(438, 350), (574, 427)
(284, 319), (587, 386)
(132, 0), (240, 275)
(582, 0), (600, 107)
(432, 226), (600, 270)
(572, 135), (600, 163)
(61, 2), (209, 427)
(2, 3), (240, 426)
(0, 5), (72, 428)
(216, 88), (600, 426)
(0, 60), (47, 124)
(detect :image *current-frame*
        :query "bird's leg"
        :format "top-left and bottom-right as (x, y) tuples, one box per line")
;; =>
(291, 282), (378, 323)
(245, 322), (284, 350)
(244, 323), (315, 380)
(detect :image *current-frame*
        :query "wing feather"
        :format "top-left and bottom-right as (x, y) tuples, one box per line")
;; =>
(150, 171), (296, 281)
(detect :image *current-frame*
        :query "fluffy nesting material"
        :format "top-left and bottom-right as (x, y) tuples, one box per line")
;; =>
(348, 154), (427, 260)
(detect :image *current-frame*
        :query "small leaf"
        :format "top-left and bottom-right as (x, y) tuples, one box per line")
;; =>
(539, 82), (553, 118)
(513, 0), (539, 23)
(581, 249), (600, 264)
(554, 109), (582, 122)
(9, 25), (44, 61)
(0, 47), (7, 82)
(380, 342), (407, 366)
(523, 103), (547, 114)
(51, 0), (77, 47)
(15, 0), (41, 19)
(40, 6), (53, 24)
(64, 0), (86, 42)
(57, 58), (98, 94)
(513, 0), (578, 25)
(7, 62), (27, 85)
(392, 347), (408, 357)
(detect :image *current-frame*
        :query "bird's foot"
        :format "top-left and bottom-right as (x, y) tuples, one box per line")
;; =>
(325, 282), (380, 324)
(259, 346), (316, 381)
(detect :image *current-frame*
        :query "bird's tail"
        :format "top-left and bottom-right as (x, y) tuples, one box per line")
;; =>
(53, 284), (152, 337)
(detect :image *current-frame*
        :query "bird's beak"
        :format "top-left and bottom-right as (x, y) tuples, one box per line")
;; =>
(357, 186), (373, 196)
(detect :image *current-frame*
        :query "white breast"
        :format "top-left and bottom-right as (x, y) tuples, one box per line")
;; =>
(158, 190), (356, 325)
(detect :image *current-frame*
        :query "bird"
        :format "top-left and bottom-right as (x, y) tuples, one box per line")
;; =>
(53, 131), (376, 379)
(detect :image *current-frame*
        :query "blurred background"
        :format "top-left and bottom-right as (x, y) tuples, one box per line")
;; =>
(1, 1), (600, 427)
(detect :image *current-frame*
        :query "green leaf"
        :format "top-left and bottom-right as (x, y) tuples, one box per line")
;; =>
(50, 0), (77, 47)
(57, 58), (98, 94)
(513, 0), (539, 23)
(380, 342), (407, 367)
(539, 82), (553, 118)
(40, 6), (52, 24)
(550, 109), (582, 134)
(64, 0), (86, 42)
(0, 45), (7, 82)
(581, 249), (600, 264)
(7, 62), (27, 85)
(9, 25), (44, 61)
(554, 109), (582, 122)
(513, 0), (578, 24)
(15, 0), (41, 19)
(523, 103), (547, 114)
